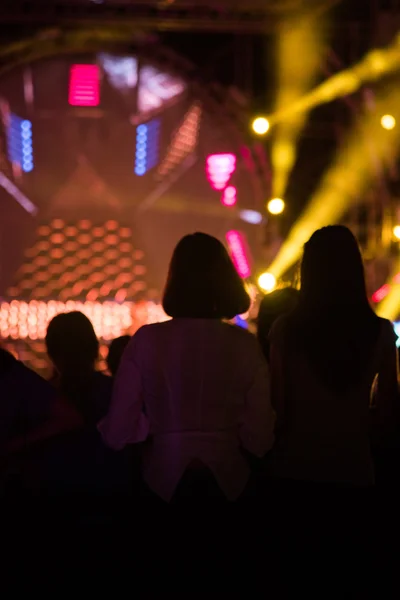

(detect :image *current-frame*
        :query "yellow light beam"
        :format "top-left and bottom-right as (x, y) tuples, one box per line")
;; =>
(269, 87), (400, 280)
(268, 33), (400, 128)
(272, 14), (327, 199)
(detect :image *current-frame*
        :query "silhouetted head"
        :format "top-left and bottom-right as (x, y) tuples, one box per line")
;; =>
(46, 311), (99, 375)
(300, 225), (367, 309)
(163, 232), (250, 319)
(290, 225), (381, 391)
(257, 287), (299, 360)
(107, 335), (131, 377)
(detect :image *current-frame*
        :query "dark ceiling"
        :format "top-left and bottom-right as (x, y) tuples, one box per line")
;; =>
(0, 0), (396, 224)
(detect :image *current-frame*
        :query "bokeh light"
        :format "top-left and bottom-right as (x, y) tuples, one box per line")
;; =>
(258, 272), (276, 293)
(393, 225), (400, 240)
(252, 117), (270, 136)
(381, 114), (396, 130)
(267, 197), (285, 215)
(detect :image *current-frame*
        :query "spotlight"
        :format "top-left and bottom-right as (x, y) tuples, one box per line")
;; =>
(393, 225), (400, 240)
(252, 117), (270, 136)
(267, 197), (285, 215)
(258, 272), (276, 293)
(381, 114), (396, 130)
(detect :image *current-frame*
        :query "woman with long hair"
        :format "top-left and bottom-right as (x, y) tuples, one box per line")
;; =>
(44, 312), (118, 500)
(257, 287), (299, 362)
(46, 311), (112, 424)
(268, 225), (398, 487)
(99, 232), (275, 504)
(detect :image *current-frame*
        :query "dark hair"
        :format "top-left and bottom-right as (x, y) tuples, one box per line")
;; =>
(257, 287), (299, 361)
(46, 311), (99, 371)
(289, 225), (381, 391)
(46, 312), (99, 419)
(163, 232), (250, 319)
(107, 335), (131, 377)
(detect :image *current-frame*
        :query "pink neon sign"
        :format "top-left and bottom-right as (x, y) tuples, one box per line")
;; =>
(206, 153), (236, 190)
(226, 230), (251, 279)
(69, 65), (100, 107)
(221, 185), (237, 207)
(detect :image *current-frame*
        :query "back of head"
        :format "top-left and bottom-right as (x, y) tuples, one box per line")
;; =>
(107, 335), (131, 377)
(46, 311), (99, 374)
(46, 312), (100, 419)
(300, 225), (367, 310)
(163, 232), (250, 319)
(257, 288), (299, 360)
(290, 225), (381, 391)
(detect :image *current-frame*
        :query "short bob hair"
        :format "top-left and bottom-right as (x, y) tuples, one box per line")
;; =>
(163, 232), (250, 319)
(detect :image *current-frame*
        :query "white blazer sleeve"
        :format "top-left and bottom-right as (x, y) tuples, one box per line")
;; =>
(239, 352), (275, 457)
(98, 332), (149, 450)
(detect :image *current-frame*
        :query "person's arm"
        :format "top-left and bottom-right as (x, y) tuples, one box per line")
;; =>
(373, 324), (399, 437)
(239, 350), (275, 457)
(268, 318), (287, 437)
(4, 398), (81, 455)
(98, 333), (149, 450)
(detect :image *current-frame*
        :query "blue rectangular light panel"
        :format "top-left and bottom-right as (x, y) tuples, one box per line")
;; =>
(135, 119), (160, 176)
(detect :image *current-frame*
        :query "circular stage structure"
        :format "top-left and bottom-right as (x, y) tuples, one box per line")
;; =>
(0, 29), (269, 372)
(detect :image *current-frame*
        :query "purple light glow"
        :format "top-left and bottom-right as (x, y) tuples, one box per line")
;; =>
(206, 153), (236, 190)
(226, 230), (251, 279)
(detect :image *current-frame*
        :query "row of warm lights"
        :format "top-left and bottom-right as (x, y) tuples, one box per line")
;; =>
(0, 301), (168, 340)
(252, 114), (397, 136)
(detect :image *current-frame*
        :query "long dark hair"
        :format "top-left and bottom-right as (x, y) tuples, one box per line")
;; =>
(163, 232), (250, 319)
(45, 311), (99, 421)
(257, 287), (299, 361)
(289, 226), (381, 392)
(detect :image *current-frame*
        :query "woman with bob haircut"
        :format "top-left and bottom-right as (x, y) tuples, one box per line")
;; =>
(268, 225), (399, 488)
(100, 232), (275, 503)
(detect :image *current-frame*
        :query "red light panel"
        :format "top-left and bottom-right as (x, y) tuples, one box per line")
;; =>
(69, 65), (100, 107)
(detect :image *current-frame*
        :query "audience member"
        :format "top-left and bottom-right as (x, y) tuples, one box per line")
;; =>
(43, 312), (118, 500)
(46, 311), (112, 423)
(267, 225), (399, 490)
(107, 335), (131, 377)
(0, 346), (78, 498)
(99, 232), (275, 505)
(257, 287), (299, 361)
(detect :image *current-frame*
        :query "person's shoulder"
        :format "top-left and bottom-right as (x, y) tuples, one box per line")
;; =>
(133, 321), (171, 338)
(220, 321), (259, 345)
(377, 317), (397, 342)
(268, 314), (289, 340)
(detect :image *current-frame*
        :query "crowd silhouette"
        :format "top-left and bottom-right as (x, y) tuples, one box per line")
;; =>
(1, 225), (399, 591)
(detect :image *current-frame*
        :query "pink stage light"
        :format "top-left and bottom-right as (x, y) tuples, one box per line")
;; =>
(69, 65), (100, 107)
(206, 153), (236, 190)
(371, 284), (390, 304)
(221, 185), (237, 207)
(226, 230), (251, 279)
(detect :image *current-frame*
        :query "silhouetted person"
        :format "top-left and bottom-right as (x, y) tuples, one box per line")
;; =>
(0, 346), (78, 500)
(257, 287), (299, 361)
(268, 225), (398, 488)
(107, 336), (131, 377)
(100, 232), (275, 505)
(43, 312), (117, 501)
(46, 311), (112, 424)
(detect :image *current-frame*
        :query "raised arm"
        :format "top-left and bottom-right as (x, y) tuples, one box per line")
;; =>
(99, 333), (149, 450)
(239, 348), (275, 457)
